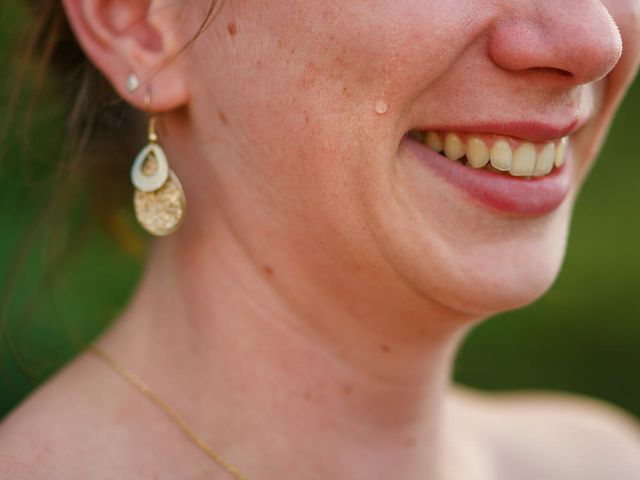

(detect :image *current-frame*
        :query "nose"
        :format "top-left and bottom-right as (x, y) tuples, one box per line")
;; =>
(489, 1), (623, 85)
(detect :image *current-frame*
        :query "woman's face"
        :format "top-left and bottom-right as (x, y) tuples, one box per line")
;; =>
(179, 0), (640, 315)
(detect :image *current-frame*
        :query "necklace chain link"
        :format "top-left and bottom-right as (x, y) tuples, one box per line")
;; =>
(88, 344), (249, 480)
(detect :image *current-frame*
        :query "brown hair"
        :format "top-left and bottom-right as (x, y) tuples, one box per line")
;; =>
(1, 0), (222, 381)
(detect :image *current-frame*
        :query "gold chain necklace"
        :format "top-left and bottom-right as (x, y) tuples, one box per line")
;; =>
(88, 344), (249, 480)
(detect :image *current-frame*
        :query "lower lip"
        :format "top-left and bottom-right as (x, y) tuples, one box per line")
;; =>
(400, 136), (573, 217)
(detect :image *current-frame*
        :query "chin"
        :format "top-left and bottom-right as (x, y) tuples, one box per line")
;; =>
(427, 205), (573, 316)
(447, 244), (568, 316)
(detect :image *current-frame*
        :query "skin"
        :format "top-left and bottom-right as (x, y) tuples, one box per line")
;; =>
(1, 0), (640, 478)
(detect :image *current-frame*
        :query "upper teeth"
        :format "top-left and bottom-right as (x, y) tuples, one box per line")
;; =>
(417, 131), (569, 177)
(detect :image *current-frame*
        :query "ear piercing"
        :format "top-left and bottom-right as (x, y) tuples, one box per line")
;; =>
(126, 73), (140, 93)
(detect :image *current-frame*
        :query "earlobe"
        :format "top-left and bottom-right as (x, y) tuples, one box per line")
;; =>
(61, 0), (189, 112)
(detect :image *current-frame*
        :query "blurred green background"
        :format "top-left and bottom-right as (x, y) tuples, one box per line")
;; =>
(1, 3), (639, 421)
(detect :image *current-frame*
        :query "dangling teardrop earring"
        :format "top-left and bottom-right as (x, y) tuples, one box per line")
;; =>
(129, 85), (186, 236)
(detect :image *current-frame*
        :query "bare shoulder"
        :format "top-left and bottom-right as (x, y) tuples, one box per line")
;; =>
(0, 449), (42, 480)
(0, 349), (220, 480)
(0, 353), (110, 479)
(448, 385), (640, 480)
(0, 347), (160, 479)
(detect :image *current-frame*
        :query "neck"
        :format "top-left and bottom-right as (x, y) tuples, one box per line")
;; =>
(102, 212), (476, 480)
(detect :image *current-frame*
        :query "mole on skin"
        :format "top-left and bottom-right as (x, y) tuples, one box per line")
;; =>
(341, 385), (353, 396)
(227, 21), (237, 36)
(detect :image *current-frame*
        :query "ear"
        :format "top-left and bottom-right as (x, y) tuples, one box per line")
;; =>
(61, 0), (189, 111)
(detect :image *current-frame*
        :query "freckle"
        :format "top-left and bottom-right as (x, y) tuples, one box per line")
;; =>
(227, 21), (237, 36)
(380, 344), (391, 354)
(335, 55), (348, 68)
(341, 385), (353, 396)
(218, 111), (228, 125)
(304, 112), (310, 125)
(303, 390), (312, 400)
(263, 265), (274, 276)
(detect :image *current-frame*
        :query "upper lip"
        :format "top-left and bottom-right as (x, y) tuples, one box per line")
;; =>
(411, 118), (587, 143)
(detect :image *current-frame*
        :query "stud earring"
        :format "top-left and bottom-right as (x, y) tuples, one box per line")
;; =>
(126, 73), (140, 93)
(130, 87), (186, 236)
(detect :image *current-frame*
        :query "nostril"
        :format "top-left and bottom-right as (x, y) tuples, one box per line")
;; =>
(529, 67), (574, 79)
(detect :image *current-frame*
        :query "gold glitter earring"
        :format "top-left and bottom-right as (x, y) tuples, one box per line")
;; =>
(130, 87), (186, 236)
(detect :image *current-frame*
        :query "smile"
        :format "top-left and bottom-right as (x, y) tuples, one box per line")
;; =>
(407, 130), (569, 178)
(400, 128), (575, 217)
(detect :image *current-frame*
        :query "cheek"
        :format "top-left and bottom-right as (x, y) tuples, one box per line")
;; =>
(213, 0), (478, 115)
(294, 2), (478, 107)
(188, 0), (480, 185)
(230, 1), (481, 187)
